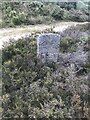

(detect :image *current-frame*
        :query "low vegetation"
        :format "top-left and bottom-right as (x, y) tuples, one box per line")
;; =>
(1, 1), (90, 119)
(1, 1), (90, 27)
(2, 24), (90, 119)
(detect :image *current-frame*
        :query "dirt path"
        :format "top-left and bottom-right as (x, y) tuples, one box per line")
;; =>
(0, 22), (88, 49)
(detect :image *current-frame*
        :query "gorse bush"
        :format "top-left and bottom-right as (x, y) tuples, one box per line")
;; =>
(50, 5), (64, 20)
(1, 1), (90, 27)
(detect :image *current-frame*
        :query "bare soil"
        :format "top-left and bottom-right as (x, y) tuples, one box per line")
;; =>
(0, 22), (88, 49)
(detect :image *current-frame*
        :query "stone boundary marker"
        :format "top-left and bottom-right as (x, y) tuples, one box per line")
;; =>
(37, 33), (61, 63)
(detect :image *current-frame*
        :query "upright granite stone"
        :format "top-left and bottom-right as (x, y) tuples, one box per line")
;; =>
(37, 33), (60, 63)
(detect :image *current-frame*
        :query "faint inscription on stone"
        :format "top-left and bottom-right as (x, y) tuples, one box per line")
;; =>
(37, 33), (60, 63)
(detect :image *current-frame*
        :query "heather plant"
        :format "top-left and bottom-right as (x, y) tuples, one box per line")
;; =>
(2, 33), (89, 119)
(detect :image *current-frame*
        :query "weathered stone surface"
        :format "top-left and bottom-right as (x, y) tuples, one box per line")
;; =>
(37, 33), (60, 63)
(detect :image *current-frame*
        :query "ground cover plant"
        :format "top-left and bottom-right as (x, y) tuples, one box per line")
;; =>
(1, 1), (90, 27)
(2, 23), (90, 119)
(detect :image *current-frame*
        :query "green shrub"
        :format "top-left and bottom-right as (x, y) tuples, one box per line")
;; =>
(83, 36), (90, 51)
(63, 10), (71, 20)
(0, 20), (2, 27)
(68, 9), (89, 22)
(50, 6), (64, 20)
(1, 2), (90, 27)
(60, 37), (75, 52)
(11, 15), (21, 25)
(17, 12), (27, 24)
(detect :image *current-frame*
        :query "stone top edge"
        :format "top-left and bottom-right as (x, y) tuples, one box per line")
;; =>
(37, 33), (61, 40)
(38, 33), (60, 36)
